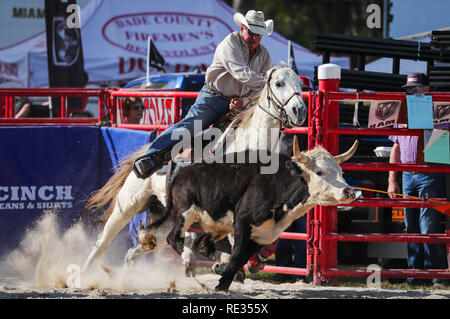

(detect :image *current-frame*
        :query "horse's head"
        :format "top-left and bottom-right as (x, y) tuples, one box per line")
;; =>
(266, 65), (307, 127)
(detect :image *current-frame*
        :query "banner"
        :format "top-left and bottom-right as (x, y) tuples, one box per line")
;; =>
(1, 0), (350, 88)
(433, 102), (450, 129)
(45, 0), (87, 114)
(0, 126), (150, 256)
(368, 100), (402, 128)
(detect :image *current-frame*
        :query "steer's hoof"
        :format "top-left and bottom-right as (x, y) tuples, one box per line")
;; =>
(211, 262), (226, 275)
(214, 284), (229, 292)
(233, 268), (245, 284)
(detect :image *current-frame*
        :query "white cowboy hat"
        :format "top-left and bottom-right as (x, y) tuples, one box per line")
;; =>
(233, 10), (274, 36)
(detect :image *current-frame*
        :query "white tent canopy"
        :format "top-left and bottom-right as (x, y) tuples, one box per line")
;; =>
(0, 0), (349, 88)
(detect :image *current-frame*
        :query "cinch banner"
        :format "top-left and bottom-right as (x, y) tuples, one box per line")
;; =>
(0, 126), (150, 255)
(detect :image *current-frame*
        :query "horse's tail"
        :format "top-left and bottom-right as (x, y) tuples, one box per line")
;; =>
(85, 146), (147, 223)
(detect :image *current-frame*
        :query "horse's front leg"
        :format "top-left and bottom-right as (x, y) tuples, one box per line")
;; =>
(124, 244), (149, 266)
(83, 202), (139, 272)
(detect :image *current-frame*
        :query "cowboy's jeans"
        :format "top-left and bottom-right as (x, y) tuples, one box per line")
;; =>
(145, 85), (230, 156)
(402, 172), (447, 278)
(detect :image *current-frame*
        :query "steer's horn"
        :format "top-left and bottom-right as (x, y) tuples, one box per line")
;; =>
(334, 140), (359, 164)
(293, 136), (310, 164)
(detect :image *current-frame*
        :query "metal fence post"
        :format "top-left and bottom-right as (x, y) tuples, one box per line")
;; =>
(316, 64), (341, 285)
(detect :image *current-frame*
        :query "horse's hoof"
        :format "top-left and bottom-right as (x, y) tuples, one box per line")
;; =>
(138, 230), (157, 251)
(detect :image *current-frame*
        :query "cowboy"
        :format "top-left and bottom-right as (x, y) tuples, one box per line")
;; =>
(132, 10), (274, 179)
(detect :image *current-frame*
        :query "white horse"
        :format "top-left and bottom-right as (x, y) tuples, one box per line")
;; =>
(82, 64), (307, 272)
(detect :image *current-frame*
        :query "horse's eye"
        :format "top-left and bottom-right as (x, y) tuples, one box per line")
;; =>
(275, 81), (283, 87)
(316, 171), (323, 176)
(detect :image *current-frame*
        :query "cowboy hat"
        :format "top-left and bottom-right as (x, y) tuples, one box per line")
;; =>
(233, 10), (273, 36)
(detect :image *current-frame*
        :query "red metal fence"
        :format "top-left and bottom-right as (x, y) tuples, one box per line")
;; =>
(297, 67), (450, 284)
(1, 72), (449, 284)
(0, 88), (107, 126)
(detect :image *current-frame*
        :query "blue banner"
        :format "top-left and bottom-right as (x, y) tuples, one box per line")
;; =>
(0, 126), (150, 255)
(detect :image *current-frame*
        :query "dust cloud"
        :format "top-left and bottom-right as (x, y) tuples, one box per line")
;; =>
(0, 212), (189, 291)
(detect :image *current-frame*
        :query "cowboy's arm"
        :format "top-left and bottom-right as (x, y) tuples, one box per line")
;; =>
(230, 93), (262, 112)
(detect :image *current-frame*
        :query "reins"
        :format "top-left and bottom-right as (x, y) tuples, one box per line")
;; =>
(353, 186), (447, 204)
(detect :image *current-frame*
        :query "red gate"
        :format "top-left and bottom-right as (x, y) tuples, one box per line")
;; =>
(309, 64), (450, 284)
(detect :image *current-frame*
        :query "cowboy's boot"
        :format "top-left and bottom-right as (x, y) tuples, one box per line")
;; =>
(132, 153), (165, 179)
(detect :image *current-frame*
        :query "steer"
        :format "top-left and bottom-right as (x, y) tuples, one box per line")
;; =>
(141, 137), (358, 291)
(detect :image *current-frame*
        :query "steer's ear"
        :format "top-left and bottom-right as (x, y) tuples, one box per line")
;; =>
(334, 140), (359, 164)
(293, 136), (310, 164)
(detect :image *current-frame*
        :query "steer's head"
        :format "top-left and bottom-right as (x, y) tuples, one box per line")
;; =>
(292, 137), (358, 206)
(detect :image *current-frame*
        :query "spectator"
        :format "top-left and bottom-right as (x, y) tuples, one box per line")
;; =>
(15, 97), (51, 118)
(122, 97), (145, 124)
(387, 72), (448, 287)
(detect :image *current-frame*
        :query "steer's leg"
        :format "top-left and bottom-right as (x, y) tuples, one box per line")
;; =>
(214, 223), (261, 291)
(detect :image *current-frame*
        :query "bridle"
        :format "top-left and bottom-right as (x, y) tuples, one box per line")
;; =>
(257, 67), (302, 129)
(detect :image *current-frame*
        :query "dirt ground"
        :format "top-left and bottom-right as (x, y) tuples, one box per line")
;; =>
(0, 274), (449, 299)
(1, 272), (449, 299)
(0, 213), (448, 299)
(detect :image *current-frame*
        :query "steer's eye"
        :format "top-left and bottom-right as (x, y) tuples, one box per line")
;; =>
(316, 171), (324, 176)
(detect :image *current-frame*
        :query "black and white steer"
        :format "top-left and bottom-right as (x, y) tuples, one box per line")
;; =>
(141, 137), (358, 291)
